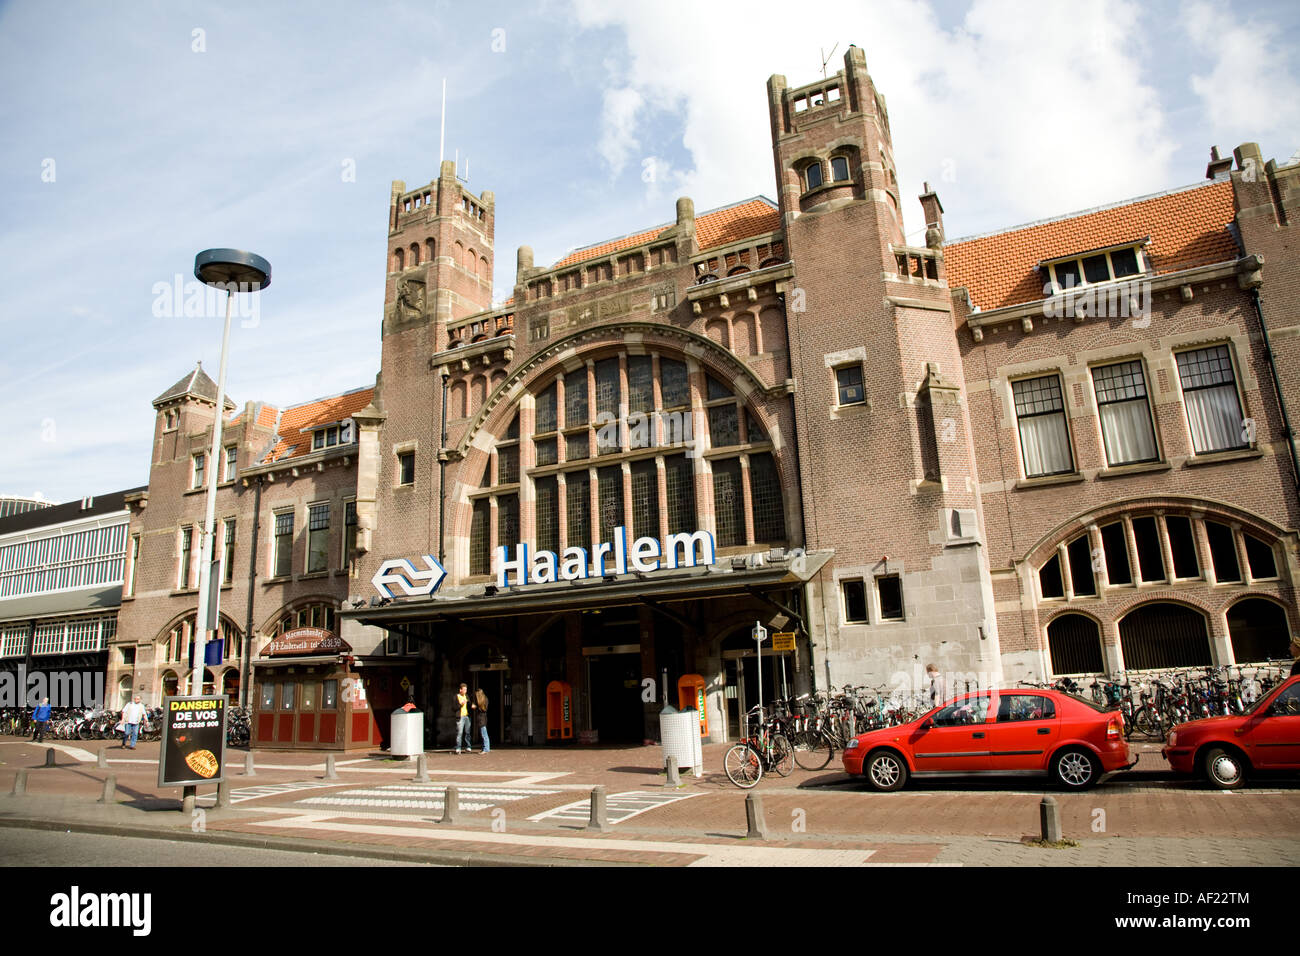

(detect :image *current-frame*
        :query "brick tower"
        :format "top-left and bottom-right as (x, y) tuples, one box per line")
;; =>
(769, 46), (1002, 688)
(353, 162), (497, 575)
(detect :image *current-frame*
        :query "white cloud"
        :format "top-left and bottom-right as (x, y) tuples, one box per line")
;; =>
(598, 87), (645, 174)
(570, 0), (1180, 239)
(1184, 1), (1300, 148)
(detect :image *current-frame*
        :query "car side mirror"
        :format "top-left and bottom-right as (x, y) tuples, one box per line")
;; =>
(920, 718), (933, 730)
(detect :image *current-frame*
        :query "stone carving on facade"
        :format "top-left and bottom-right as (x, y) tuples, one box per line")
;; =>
(394, 275), (426, 320)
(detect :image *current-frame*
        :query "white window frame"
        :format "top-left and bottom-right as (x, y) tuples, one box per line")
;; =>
(1174, 344), (1250, 456)
(834, 364), (865, 407)
(1090, 360), (1160, 467)
(1011, 374), (1076, 478)
(306, 501), (330, 574)
(1042, 244), (1147, 294)
(271, 509), (295, 579)
(191, 452), (206, 490)
(222, 445), (237, 482)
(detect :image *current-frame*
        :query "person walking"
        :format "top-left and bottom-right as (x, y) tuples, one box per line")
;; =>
(474, 688), (490, 754)
(1290, 635), (1300, 677)
(454, 683), (472, 754)
(31, 697), (51, 743)
(925, 664), (947, 709)
(120, 695), (146, 749)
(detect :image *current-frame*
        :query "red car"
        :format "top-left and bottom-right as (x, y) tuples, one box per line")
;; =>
(1161, 675), (1300, 789)
(842, 688), (1133, 791)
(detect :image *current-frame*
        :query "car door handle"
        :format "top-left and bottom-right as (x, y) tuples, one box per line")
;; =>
(1037, 728), (1050, 735)
(972, 732), (985, 738)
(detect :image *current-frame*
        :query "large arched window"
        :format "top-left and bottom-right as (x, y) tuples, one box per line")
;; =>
(1046, 613), (1104, 675)
(1227, 598), (1292, 663)
(467, 351), (787, 575)
(1118, 603), (1212, 670)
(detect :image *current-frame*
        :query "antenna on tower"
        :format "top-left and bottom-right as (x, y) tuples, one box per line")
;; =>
(820, 43), (839, 78)
(439, 77), (447, 163)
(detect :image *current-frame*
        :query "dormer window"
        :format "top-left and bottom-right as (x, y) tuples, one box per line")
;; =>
(803, 161), (824, 191)
(311, 420), (354, 451)
(1042, 244), (1146, 294)
(830, 156), (850, 182)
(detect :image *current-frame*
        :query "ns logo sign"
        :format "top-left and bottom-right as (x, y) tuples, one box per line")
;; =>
(371, 555), (447, 599)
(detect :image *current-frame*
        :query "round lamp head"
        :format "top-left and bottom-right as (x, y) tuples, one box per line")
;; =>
(194, 248), (271, 290)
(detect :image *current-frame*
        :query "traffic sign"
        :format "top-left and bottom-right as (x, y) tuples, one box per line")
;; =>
(772, 632), (796, 651)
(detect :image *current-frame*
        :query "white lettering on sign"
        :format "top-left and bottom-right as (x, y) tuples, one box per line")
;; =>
(372, 554), (447, 599)
(496, 527), (716, 589)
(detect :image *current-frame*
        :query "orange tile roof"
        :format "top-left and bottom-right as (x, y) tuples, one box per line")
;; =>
(552, 197), (780, 268)
(944, 180), (1238, 312)
(262, 387), (375, 463)
(227, 403), (280, 429)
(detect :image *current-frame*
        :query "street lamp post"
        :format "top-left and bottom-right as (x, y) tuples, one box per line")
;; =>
(189, 249), (270, 701)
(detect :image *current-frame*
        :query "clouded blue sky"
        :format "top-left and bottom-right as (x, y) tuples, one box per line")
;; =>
(2, 0), (1297, 503)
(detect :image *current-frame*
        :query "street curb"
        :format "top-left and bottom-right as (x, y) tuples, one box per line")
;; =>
(0, 814), (622, 868)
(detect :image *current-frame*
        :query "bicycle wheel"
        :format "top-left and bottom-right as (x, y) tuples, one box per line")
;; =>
(1134, 707), (1160, 740)
(771, 733), (794, 777)
(724, 743), (763, 789)
(792, 730), (833, 771)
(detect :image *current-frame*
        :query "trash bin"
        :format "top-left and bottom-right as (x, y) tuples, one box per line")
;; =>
(389, 708), (424, 758)
(660, 704), (701, 775)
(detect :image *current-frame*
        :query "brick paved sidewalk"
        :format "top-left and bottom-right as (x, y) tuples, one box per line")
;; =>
(1, 736), (1297, 866)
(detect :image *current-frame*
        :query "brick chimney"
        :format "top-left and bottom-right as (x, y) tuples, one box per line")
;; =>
(1206, 146), (1233, 180)
(920, 182), (944, 248)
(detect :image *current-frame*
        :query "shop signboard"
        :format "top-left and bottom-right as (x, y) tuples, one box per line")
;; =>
(772, 632), (797, 651)
(157, 695), (226, 787)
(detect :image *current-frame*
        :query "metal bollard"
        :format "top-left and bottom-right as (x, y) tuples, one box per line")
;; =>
(415, 753), (429, 783)
(244, 752), (256, 777)
(324, 754), (339, 780)
(98, 774), (116, 805)
(11, 770), (28, 796)
(216, 780), (231, 809)
(439, 785), (461, 825)
(96, 749), (109, 770)
(181, 786), (196, 816)
(665, 755), (680, 787)
(586, 785), (609, 832)
(745, 792), (768, 840)
(44, 748), (56, 768)
(1040, 795), (1062, 843)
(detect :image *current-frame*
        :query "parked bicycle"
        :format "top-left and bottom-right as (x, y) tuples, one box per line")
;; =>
(724, 704), (794, 788)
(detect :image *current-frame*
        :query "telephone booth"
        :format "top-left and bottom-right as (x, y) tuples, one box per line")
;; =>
(677, 673), (708, 738)
(546, 680), (573, 741)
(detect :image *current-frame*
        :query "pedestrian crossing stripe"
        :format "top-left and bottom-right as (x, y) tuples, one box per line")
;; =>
(527, 790), (702, 823)
(295, 783), (562, 814)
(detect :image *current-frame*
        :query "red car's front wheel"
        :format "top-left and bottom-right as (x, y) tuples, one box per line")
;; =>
(864, 749), (908, 792)
(1202, 746), (1247, 790)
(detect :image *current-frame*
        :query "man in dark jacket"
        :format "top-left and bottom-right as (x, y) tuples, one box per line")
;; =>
(31, 697), (51, 743)
(1290, 637), (1300, 677)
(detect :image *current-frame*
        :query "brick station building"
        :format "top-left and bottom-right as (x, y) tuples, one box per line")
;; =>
(108, 46), (1300, 749)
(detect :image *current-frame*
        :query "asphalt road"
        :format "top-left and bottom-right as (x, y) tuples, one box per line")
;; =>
(0, 827), (436, 866)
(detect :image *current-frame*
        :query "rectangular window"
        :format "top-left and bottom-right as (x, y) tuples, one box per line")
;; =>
(192, 453), (205, 489)
(535, 437), (558, 467)
(664, 455), (696, 535)
(307, 504), (330, 573)
(469, 499), (491, 575)
(877, 575), (904, 620)
(222, 518), (236, 585)
(343, 501), (357, 572)
(280, 682), (296, 710)
(1176, 346), (1247, 454)
(660, 359), (689, 408)
(565, 371), (589, 426)
(842, 580), (867, 623)
(1166, 516), (1200, 579)
(597, 466), (623, 545)
(1100, 522), (1131, 585)
(313, 431), (325, 451)
(398, 451), (416, 485)
(566, 472), (591, 551)
(1092, 361), (1158, 466)
(127, 534), (140, 597)
(302, 682), (317, 711)
(497, 445), (519, 484)
(1132, 516), (1165, 582)
(712, 459), (744, 548)
(595, 358), (620, 417)
(748, 452), (785, 543)
(1039, 553), (1065, 599)
(1012, 375), (1074, 477)
(1066, 536), (1097, 596)
(566, 432), (589, 461)
(535, 384), (558, 434)
(273, 511), (293, 578)
(179, 527), (193, 589)
(630, 461), (659, 541)
(836, 365), (865, 406)
(223, 445), (237, 482)
(323, 680), (338, 709)
(536, 477), (560, 554)
(708, 404), (739, 448)
(1205, 521), (1241, 582)
(497, 494), (519, 551)
(261, 683), (275, 709)
(627, 356), (653, 413)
